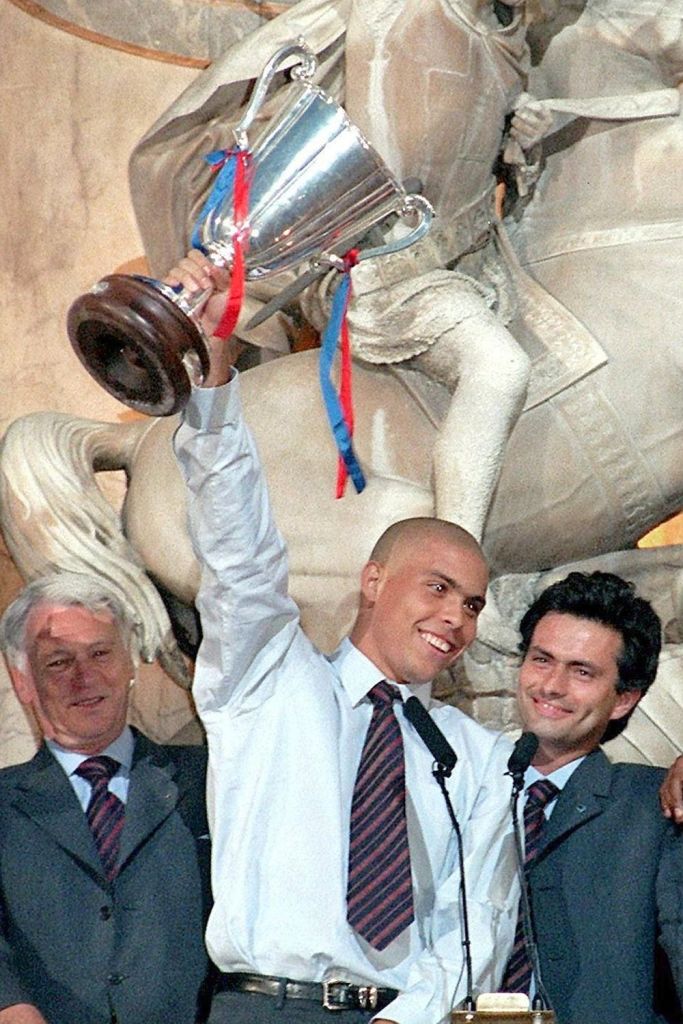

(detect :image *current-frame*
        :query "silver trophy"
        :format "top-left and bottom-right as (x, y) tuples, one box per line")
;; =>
(67, 40), (434, 416)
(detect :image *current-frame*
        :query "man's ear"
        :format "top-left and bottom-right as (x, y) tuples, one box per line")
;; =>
(610, 688), (642, 723)
(9, 664), (54, 740)
(9, 664), (36, 708)
(359, 560), (384, 604)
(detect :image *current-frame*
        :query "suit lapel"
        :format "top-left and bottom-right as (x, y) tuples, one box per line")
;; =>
(13, 745), (103, 877)
(117, 732), (179, 871)
(535, 749), (612, 860)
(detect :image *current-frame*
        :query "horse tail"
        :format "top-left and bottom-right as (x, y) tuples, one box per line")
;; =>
(0, 412), (190, 687)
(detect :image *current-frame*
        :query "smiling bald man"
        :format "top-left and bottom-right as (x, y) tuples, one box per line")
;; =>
(167, 250), (518, 1024)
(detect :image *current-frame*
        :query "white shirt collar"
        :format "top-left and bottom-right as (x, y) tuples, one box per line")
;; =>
(330, 637), (433, 708)
(525, 754), (585, 794)
(47, 726), (134, 780)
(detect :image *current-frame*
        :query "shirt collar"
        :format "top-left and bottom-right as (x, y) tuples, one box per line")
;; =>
(47, 726), (135, 779)
(525, 754), (585, 794)
(331, 637), (433, 708)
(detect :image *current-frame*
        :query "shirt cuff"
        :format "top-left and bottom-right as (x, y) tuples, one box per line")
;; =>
(183, 369), (240, 431)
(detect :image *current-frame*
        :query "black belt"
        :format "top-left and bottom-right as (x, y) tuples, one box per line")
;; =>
(216, 971), (399, 1012)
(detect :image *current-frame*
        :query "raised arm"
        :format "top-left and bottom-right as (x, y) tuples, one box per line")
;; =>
(164, 249), (238, 387)
(170, 252), (300, 714)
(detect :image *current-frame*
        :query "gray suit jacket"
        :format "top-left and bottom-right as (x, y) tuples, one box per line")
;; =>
(528, 749), (678, 1024)
(0, 730), (211, 1024)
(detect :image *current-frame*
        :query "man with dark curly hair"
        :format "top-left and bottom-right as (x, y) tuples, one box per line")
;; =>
(502, 570), (680, 1024)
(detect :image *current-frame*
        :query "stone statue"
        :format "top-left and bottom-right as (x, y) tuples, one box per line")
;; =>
(1, 0), (682, 759)
(128, 0), (552, 540)
(126, 0), (682, 543)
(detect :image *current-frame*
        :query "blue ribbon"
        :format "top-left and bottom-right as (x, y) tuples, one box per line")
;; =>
(319, 273), (366, 494)
(190, 149), (239, 251)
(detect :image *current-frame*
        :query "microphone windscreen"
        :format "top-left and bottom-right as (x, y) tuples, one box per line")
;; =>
(507, 731), (539, 776)
(404, 696), (457, 771)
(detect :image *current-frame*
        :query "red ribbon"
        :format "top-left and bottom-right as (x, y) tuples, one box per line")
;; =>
(335, 249), (360, 498)
(214, 149), (254, 341)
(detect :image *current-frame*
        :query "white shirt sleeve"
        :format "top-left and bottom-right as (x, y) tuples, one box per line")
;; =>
(174, 376), (517, 1020)
(174, 374), (300, 715)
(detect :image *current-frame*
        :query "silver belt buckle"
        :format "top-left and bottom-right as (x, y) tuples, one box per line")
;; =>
(322, 980), (347, 1011)
(357, 986), (379, 1011)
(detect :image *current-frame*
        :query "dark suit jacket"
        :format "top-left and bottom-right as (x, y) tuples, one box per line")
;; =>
(0, 730), (211, 1024)
(658, 808), (683, 1020)
(529, 749), (678, 1024)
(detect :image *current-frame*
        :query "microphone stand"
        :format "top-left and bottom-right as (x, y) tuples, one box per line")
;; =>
(508, 773), (554, 1014)
(403, 701), (555, 1021)
(402, 698), (474, 1011)
(450, 768), (556, 1023)
(433, 760), (475, 1013)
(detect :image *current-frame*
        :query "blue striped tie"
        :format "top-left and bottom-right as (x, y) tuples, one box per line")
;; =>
(76, 756), (125, 881)
(347, 682), (414, 950)
(501, 778), (559, 992)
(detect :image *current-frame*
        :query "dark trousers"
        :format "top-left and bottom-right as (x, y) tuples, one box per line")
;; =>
(208, 989), (378, 1024)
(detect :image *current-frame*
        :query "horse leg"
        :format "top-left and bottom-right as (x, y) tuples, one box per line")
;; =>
(413, 303), (530, 538)
(347, 262), (530, 540)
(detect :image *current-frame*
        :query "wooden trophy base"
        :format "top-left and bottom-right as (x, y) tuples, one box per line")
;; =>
(67, 274), (210, 416)
(452, 994), (556, 1023)
(452, 1012), (556, 1023)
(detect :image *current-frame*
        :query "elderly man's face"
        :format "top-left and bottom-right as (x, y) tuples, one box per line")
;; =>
(13, 604), (134, 754)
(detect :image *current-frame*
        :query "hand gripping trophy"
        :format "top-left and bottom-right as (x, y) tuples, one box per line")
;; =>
(66, 40), (433, 420)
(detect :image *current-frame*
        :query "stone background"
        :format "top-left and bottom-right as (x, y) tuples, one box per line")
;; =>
(1, 0), (682, 766)
(1, 0), (208, 755)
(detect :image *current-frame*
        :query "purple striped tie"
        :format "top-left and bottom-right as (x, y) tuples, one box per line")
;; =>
(347, 681), (414, 950)
(75, 756), (125, 881)
(501, 778), (559, 992)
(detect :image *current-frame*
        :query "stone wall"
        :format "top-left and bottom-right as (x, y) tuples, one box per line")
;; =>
(1, 0), (681, 768)
(0, 1), (207, 760)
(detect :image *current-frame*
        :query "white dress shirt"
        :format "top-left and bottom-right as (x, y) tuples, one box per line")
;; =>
(174, 375), (518, 1024)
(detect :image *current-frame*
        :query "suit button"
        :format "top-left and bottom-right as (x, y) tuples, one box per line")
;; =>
(108, 973), (124, 986)
(100, 906), (112, 921)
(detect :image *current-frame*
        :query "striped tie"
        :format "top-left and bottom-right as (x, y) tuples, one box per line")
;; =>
(347, 681), (414, 950)
(501, 778), (559, 992)
(75, 756), (125, 881)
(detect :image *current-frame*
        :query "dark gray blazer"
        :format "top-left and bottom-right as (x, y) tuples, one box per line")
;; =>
(529, 749), (678, 1024)
(0, 730), (211, 1024)
(658, 798), (683, 1019)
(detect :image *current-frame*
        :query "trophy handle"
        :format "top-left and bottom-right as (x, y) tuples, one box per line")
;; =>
(233, 38), (318, 149)
(356, 194), (435, 262)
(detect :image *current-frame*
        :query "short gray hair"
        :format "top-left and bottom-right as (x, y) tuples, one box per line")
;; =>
(0, 573), (140, 671)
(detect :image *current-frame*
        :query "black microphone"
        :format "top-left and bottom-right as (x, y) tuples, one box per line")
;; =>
(506, 731), (554, 1014)
(403, 696), (457, 775)
(403, 696), (474, 1011)
(507, 732), (539, 793)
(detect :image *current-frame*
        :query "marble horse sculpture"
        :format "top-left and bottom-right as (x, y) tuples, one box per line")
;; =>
(127, 0), (538, 542)
(1, 0), (682, 710)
